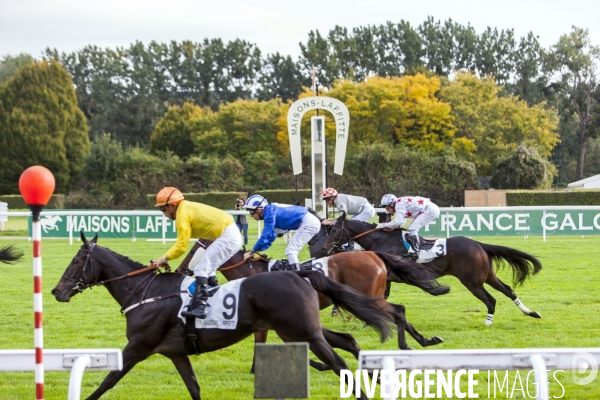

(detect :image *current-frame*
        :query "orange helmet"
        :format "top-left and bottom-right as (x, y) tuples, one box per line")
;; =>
(155, 187), (184, 207)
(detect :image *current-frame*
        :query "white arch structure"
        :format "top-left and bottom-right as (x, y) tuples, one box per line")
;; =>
(287, 96), (350, 176)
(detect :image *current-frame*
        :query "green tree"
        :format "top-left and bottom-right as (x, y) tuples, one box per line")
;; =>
(439, 72), (560, 175)
(492, 145), (553, 189)
(545, 26), (600, 181)
(150, 102), (205, 159)
(257, 52), (303, 101)
(0, 60), (90, 194)
(192, 99), (282, 159)
(0, 53), (36, 84)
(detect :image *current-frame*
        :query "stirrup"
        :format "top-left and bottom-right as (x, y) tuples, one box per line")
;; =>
(182, 300), (208, 319)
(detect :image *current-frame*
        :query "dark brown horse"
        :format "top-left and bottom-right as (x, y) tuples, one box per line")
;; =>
(323, 212), (543, 326)
(51, 233), (393, 400)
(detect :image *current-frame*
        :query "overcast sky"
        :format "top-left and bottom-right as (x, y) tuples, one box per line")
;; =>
(1, 0), (599, 60)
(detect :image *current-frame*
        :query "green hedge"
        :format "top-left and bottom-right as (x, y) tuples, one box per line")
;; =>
(146, 192), (248, 210)
(249, 189), (312, 206)
(507, 190), (600, 206)
(0, 194), (66, 209)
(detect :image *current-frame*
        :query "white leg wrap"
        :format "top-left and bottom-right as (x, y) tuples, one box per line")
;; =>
(514, 298), (531, 314)
(485, 313), (494, 326)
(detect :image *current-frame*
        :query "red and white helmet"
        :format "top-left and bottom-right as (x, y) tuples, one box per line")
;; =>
(321, 188), (338, 199)
(379, 194), (398, 207)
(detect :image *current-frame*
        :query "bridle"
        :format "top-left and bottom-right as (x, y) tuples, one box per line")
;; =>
(326, 219), (352, 255)
(60, 242), (178, 315)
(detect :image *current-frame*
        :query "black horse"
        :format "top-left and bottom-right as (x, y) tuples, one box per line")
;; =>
(324, 212), (543, 326)
(0, 244), (23, 264)
(51, 233), (392, 400)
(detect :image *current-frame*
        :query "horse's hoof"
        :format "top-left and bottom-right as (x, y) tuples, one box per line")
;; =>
(484, 319), (493, 327)
(530, 311), (542, 318)
(331, 309), (339, 317)
(431, 336), (444, 344)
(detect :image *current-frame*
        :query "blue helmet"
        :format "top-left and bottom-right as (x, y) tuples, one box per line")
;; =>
(245, 194), (268, 210)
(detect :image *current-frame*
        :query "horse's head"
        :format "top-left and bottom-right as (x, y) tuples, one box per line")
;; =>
(51, 231), (98, 302)
(323, 212), (351, 255)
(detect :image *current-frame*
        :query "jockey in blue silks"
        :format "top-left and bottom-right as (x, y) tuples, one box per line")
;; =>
(242, 194), (321, 270)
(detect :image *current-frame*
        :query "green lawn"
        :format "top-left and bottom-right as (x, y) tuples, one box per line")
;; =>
(0, 231), (598, 399)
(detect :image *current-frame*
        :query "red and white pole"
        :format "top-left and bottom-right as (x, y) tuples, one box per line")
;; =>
(19, 166), (55, 400)
(33, 219), (44, 399)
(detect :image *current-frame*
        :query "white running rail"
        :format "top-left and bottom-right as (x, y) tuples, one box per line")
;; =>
(359, 348), (600, 400)
(0, 348), (123, 400)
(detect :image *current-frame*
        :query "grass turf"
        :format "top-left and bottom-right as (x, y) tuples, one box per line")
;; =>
(0, 229), (598, 399)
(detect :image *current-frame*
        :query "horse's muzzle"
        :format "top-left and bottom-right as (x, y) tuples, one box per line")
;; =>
(51, 286), (74, 302)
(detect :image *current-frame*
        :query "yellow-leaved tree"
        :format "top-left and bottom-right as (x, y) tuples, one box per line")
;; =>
(275, 74), (474, 156)
(439, 72), (560, 177)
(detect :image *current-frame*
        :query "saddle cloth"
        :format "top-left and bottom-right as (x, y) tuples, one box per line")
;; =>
(402, 232), (447, 263)
(178, 276), (245, 330)
(268, 257), (329, 276)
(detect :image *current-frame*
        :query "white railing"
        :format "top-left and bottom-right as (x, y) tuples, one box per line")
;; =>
(0, 348), (123, 400)
(358, 348), (599, 400)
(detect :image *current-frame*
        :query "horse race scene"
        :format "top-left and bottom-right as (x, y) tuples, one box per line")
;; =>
(1, 2), (600, 399)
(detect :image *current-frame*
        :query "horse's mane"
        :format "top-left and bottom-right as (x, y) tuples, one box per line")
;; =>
(95, 244), (147, 270)
(338, 212), (378, 229)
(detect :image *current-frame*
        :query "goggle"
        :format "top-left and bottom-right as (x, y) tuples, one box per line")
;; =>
(159, 206), (167, 212)
(248, 209), (258, 216)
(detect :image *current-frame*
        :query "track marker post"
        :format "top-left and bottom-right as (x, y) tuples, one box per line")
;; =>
(19, 165), (56, 400)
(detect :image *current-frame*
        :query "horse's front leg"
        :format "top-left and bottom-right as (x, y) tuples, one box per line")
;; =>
(170, 354), (201, 400)
(86, 343), (153, 400)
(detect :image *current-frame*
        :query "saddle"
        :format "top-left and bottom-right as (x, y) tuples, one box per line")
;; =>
(401, 232), (439, 251)
(270, 259), (296, 271)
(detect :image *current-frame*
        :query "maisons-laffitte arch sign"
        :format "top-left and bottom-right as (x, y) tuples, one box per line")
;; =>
(287, 96), (350, 176)
(287, 96), (350, 213)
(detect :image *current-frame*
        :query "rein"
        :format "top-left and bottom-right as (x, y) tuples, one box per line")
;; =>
(218, 253), (265, 272)
(328, 220), (396, 254)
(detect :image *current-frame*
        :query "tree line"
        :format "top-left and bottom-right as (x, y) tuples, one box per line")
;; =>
(1, 18), (600, 205)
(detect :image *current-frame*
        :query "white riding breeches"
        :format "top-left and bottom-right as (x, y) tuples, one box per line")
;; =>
(408, 203), (440, 236)
(350, 203), (376, 222)
(192, 224), (243, 278)
(285, 212), (321, 264)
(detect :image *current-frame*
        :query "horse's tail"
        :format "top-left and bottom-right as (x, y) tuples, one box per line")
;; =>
(478, 242), (542, 286)
(374, 252), (450, 296)
(0, 245), (24, 264)
(294, 270), (391, 342)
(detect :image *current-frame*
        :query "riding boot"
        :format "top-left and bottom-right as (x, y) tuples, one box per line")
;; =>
(207, 275), (219, 287)
(402, 235), (414, 257)
(182, 277), (209, 319)
(410, 235), (420, 259)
